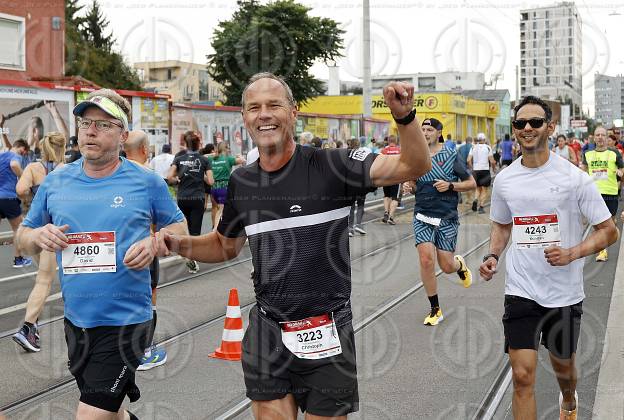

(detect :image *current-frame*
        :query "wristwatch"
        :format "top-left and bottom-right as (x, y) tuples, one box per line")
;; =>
(483, 253), (499, 263)
(448, 182), (454, 192)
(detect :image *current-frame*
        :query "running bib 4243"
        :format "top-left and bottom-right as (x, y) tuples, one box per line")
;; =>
(280, 314), (342, 360)
(512, 215), (561, 249)
(62, 231), (116, 274)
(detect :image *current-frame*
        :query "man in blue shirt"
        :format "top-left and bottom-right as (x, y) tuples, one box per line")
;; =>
(17, 89), (187, 420)
(404, 118), (476, 326)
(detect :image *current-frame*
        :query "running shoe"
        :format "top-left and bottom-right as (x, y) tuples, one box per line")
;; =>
(354, 225), (367, 235)
(13, 256), (32, 268)
(455, 255), (472, 288)
(423, 307), (444, 326)
(596, 249), (608, 262)
(348, 230), (354, 237)
(186, 259), (199, 273)
(382, 212), (389, 223)
(387, 217), (396, 225)
(471, 200), (478, 212)
(137, 346), (168, 371)
(478, 206), (485, 214)
(559, 391), (578, 420)
(13, 324), (40, 352)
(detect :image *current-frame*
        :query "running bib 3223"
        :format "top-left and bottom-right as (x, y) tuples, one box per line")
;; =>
(62, 231), (116, 274)
(280, 314), (342, 360)
(512, 215), (561, 249)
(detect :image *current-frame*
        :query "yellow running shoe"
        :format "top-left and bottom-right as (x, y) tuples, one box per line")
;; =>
(455, 255), (472, 288)
(424, 307), (444, 326)
(559, 391), (578, 420)
(596, 249), (608, 262)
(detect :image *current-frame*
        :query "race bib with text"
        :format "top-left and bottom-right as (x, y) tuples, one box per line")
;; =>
(513, 215), (561, 249)
(280, 314), (342, 360)
(62, 231), (116, 274)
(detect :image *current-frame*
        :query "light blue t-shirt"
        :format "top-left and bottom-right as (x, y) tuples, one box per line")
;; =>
(0, 151), (20, 198)
(23, 158), (184, 328)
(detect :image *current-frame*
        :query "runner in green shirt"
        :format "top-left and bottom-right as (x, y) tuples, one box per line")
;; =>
(207, 142), (245, 230)
(581, 126), (624, 261)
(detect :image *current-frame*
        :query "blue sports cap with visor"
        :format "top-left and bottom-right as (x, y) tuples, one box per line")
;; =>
(73, 96), (128, 130)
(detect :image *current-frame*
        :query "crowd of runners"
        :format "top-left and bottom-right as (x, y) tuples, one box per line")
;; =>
(0, 72), (623, 420)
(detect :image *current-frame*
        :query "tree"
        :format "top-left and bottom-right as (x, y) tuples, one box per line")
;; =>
(65, 0), (141, 90)
(82, 1), (114, 51)
(208, 0), (344, 106)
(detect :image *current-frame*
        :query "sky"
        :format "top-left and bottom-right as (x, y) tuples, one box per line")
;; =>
(89, 0), (624, 116)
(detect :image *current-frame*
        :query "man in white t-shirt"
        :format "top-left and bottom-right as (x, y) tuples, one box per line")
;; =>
(467, 132), (496, 214)
(150, 143), (174, 181)
(479, 96), (618, 420)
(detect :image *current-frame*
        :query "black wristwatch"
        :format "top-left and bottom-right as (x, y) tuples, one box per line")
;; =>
(448, 182), (454, 192)
(483, 253), (499, 263)
(393, 109), (416, 125)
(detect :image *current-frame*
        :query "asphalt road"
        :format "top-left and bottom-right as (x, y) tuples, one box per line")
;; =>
(1, 199), (621, 419)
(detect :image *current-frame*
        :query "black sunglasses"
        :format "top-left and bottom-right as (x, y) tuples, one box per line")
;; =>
(512, 118), (547, 130)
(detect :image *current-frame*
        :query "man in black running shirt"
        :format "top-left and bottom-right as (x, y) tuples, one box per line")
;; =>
(154, 72), (431, 419)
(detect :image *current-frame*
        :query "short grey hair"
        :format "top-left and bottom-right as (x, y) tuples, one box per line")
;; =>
(241, 72), (296, 109)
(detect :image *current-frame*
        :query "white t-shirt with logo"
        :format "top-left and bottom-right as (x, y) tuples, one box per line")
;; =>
(469, 144), (493, 171)
(490, 152), (611, 307)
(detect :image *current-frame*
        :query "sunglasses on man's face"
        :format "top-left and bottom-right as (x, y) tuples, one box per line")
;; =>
(512, 118), (547, 130)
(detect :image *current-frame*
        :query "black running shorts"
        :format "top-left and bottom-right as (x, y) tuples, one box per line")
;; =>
(601, 194), (619, 217)
(473, 170), (492, 187)
(502, 295), (582, 359)
(0, 198), (21, 220)
(242, 306), (359, 416)
(64, 318), (150, 412)
(382, 184), (400, 200)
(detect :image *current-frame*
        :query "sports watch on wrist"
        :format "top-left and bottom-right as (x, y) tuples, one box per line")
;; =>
(483, 253), (499, 263)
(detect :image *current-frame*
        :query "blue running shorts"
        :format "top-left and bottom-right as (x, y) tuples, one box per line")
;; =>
(413, 216), (460, 252)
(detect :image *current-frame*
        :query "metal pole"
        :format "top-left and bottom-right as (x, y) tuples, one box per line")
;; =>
(362, 0), (372, 119)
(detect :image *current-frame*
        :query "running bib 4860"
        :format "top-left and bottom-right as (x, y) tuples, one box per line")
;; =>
(62, 231), (116, 274)
(512, 215), (561, 249)
(280, 314), (342, 360)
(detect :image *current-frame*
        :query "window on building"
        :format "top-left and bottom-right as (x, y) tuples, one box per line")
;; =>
(521, 41), (526, 49)
(532, 40), (537, 48)
(456, 75), (461, 80)
(546, 57), (551, 65)
(418, 77), (436, 91)
(533, 59), (537, 66)
(533, 77), (539, 85)
(167, 69), (172, 80)
(568, 37), (573, 46)
(521, 77), (526, 86)
(545, 49), (550, 57)
(546, 76), (550, 84)
(533, 21), (537, 29)
(545, 10), (549, 18)
(0, 14), (25, 70)
(521, 12), (528, 20)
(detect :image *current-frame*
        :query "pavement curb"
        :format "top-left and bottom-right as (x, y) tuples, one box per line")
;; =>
(593, 233), (624, 419)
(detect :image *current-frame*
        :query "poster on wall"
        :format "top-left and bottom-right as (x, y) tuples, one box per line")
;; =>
(363, 120), (389, 142)
(0, 85), (74, 151)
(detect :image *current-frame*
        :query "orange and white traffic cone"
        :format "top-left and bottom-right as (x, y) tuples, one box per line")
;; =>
(209, 288), (244, 361)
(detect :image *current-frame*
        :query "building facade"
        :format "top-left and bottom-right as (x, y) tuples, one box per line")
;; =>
(371, 72), (485, 94)
(0, 1), (65, 81)
(134, 61), (225, 104)
(595, 74), (623, 126)
(519, 2), (582, 118)
(299, 93), (499, 142)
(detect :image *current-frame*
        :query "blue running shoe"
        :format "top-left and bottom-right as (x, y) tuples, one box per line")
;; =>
(13, 256), (32, 268)
(137, 346), (167, 371)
